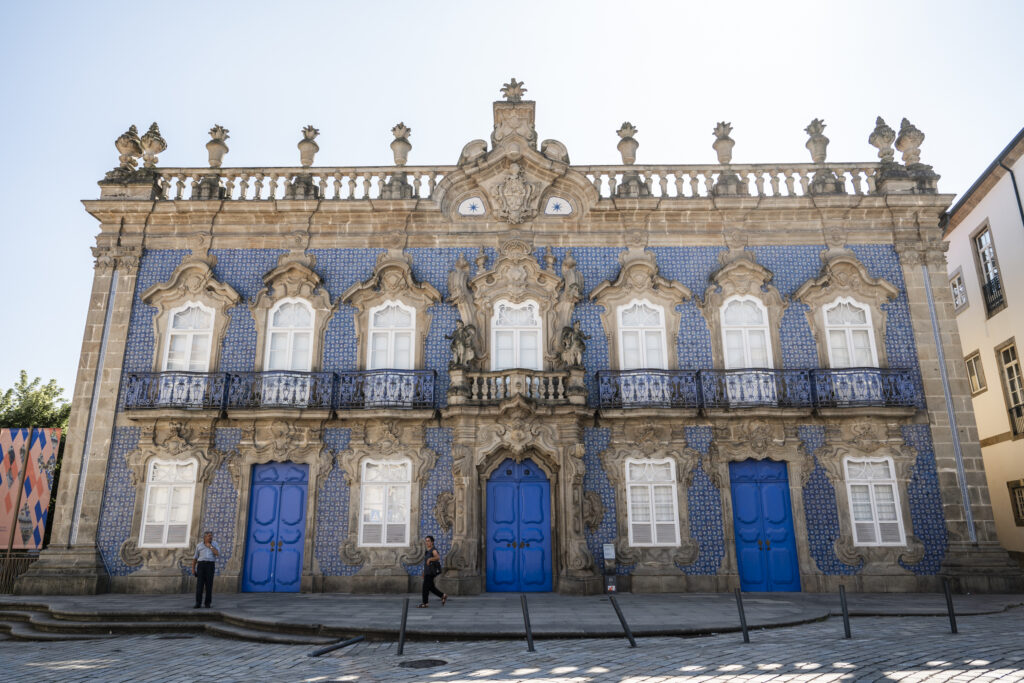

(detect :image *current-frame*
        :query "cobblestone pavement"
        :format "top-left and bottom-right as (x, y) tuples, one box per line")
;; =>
(2, 608), (1022, 682)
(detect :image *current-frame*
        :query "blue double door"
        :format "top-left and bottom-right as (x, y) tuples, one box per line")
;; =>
(242, 462), (309, 592)
(486, 458), (553, 592)
(729, 459), (801, 592)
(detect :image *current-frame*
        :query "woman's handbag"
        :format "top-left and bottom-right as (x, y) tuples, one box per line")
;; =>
(429, 558), (443, 576)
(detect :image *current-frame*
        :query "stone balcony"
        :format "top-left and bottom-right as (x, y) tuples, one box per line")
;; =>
(446, 368), (587, 407)
(121, 369), (436, 417)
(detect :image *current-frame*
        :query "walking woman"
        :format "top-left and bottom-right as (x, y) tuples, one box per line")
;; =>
(419, 535), (447, 608)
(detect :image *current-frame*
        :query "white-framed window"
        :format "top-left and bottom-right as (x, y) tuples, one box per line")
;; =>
(266, 299), (314, 372)
(720, 296), (772, 369)
(975, 228), (999, 285)
(618, 300), (667, 370)
(491, 300), (542, 371)
(844, 457), (905, 546)
(965, 352), (986, 395)
(625, 458), (680, 546)
(999, 343), (1024, 436)
(161, 303), (214, 372)
(140, 459), (196, 548)
(359, 459), (411, 547)
(949, 272), (968, 311)
(824, 297), (878, 368)
(368, 301), (415, 370)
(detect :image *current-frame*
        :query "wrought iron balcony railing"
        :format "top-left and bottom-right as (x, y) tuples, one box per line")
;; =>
(982, 276), (1005, 313)
(123, 369), (436, 412)
(596, 368), (919, 411)
(1009, 402), (1024, 437)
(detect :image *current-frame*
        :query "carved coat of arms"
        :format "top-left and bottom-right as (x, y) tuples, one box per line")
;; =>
(496, 163), (535, 224)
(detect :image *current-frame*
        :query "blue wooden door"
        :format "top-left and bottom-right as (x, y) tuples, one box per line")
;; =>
(729, 459), (800, 592)
(486, 459), (552, 592)
(242, 462), (308, 592)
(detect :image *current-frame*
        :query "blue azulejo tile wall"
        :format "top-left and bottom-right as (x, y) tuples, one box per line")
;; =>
(798, 425), (861, 575)
(197, 428), (242, 576)
(583, 427), (632, 575)
(405, 428), (454, 576)
(314, 428), (358, 576)
(900, 425), (948, 574)
(681, 426), (724, 575)
(96, 426), (142, 576)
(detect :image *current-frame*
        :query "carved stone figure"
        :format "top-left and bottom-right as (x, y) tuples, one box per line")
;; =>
(582, 490), (604, 533)
(434, 490), (455, 532)
(447, 253), (475, 325)
(558, 321), (589, 368)
(561, 249), (583, 302)
(446, 320), (478, 369)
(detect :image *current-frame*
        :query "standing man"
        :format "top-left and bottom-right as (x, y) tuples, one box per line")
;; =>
(192, 531), (220, 608)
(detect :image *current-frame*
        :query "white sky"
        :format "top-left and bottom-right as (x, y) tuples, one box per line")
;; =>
(1, 0), (1022, 397)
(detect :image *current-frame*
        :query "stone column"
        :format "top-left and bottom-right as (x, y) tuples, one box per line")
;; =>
(556, 440), (601, 594)
(443, 419), (483, 595)
(16, 245), (142, 594)
(896, 231), (1023, 591)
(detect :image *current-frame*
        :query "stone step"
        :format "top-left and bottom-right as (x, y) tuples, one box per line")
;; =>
(0, 618), (112, 642)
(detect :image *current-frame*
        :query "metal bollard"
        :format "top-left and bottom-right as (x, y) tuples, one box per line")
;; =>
(734, 588), (750, 643)
(838, 585), (851, 639)
(943, 578), (958, 634)
(397, 597), (410, 655)
(608, 594), (637, 648)
(308, 635), (364, 658)
(521, 594), (535, 652)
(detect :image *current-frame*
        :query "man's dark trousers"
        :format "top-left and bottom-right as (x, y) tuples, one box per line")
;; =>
(195, 561), (215, 607)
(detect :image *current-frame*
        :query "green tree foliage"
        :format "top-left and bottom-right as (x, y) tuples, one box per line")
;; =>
(0, 370), (71, 429)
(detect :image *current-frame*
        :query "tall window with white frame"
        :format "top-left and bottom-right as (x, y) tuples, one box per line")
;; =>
(359, 459), (411, 546)
(263, 299), (314, 406)
(965, 352), (986, 395)
(159, 303), (214, 406)
(140, 459), (197, 548)
(365, 302), (416, 406)
(823, 297), (883, 404)
(949, 272), (968, 312)
(975, 228), (1004, 314)
(998, 343), (1024, 436)
(625, 458), (680, 546)
(617, 300), (669, 405)
(720, 296), (775, 404)
(844, 457), (905, 546)
(1008, 482), (1024, 527)
(491, 300), (542, 371)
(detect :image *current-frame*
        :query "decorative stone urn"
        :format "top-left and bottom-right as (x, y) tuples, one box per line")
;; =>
(868, 117), (896, 162)
(115, 125), (142, 170)
(805, 118), (829, 164)
(712, 122), (735, 164)
(140, 123), (166, 168)
(298, 125), (320, 167)
(206, 124), (230, 168)
(895, 118), (925, 165)
(616, 122), (639, 165)
(390, 122), (412, 166)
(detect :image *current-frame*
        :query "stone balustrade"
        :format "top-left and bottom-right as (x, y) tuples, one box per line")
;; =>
(448, 367), (587, 406)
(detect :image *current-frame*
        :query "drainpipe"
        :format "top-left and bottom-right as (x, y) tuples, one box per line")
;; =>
(997, 161), (1024, 230)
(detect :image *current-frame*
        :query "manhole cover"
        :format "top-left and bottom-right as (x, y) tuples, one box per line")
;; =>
(399, 659), (447, 669)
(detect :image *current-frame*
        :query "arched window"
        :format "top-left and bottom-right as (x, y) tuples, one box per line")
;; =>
(824, 298), (878, 368)
(368, 302), (414, 370)
(359, 459), (411, 547)
(266, 299), (314, 372)
(720, 296), (772, 369)
(140, 459), (196, 548)
(491, 300), (542, 371)
(625, 458), (679, 546)
(618, 300), (667, 370)
(162, 303), (214, 372)
(844, 457), (905, 546)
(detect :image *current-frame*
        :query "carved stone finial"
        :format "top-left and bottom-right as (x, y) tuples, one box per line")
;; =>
(115, 125), (142, 170)
(544, 246), (556, 271)
(804, 118), (829, 164)
(712, 122), (735, 164)
(895, 118), (925, 165)
(298, 125), (320, 167)
(206, 124), (230, 168)
(500, 77), (527, 102)
(616, 122), (639, 165)
(869, 116), (896, 162)
(139, 123), (166, 168)
(390, 122), (412, 166)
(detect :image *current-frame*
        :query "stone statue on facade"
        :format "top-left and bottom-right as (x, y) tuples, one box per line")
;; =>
(561, 249), (583, 302)
(447, 319), (479, 369)
(446, 253), (475, 326)
(558, 321), (589, 368)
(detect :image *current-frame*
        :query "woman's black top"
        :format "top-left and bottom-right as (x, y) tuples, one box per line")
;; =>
(424, 549), (436, 572)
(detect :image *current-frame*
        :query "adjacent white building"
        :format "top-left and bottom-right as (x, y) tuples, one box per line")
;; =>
(943, 128), (1024, 562)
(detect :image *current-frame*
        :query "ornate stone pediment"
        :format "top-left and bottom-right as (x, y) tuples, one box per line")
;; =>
(794, 251), (898, 367)
(128, 419), (216, 487)
(591, 247), (692, 369)
(142, 255), (239, 372)
(251, 253), (334, 371)
(476, 397), (559, 458)
(253, 419), (322, 462)
(341, 249), (441, 369)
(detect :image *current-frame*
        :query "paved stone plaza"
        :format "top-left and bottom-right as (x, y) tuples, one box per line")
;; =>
(2, 607), (1023, 682)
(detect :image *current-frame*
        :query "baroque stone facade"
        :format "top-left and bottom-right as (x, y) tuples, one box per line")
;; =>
(18, 84), (1022, 596)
